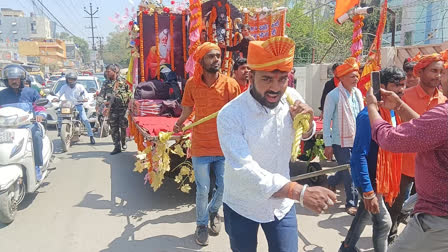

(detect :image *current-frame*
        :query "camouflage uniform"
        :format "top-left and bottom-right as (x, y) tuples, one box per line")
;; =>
(98, 77), (132, 149)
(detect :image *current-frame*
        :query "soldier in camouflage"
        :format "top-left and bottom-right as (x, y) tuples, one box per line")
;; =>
(98, 64), (133, 155)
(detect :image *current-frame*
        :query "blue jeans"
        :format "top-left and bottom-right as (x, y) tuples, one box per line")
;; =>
(224, 204), (298, 252)
(340, 192), (392, 252)
(192, 156), (225, 226)
(58, 104), (93, 137)
(328, 144), (358, 208)
(31, 123), (43, 166)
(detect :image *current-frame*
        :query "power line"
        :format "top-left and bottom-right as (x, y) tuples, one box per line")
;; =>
(33, 0), (77, 37)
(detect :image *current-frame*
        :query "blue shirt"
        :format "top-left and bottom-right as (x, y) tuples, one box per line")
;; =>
(323, 86), (362, 147)
(350, 108), (379, 193)
(0, 87), (46, 117)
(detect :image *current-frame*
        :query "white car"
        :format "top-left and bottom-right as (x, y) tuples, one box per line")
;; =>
(45, 76), (101, 127)
(46, 75), (61, 89)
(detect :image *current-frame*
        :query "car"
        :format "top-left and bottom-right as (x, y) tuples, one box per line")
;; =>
(45, 76), (101, 127)
(28, 75), (43, 89)
(46, 75), (61, 89)
(31, 73), (46, 87)
(94, 73), (106, 86)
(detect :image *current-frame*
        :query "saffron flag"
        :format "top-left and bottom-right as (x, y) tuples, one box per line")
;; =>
(334, 0), (359, 23)
(358, 0), (388, 96)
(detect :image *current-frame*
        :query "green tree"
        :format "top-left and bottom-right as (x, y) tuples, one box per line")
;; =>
(71, 36), (90, 64)
(103, 30), (130, 68)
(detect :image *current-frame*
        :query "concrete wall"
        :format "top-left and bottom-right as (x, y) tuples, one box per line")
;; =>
(293, 64), (331, 113)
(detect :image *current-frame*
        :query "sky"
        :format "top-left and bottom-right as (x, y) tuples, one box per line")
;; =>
(2, 0), (159, 44)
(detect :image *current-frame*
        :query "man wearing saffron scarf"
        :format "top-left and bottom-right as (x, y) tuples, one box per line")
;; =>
(387, 50), (448, 244)
(323, 57), (364, 216)
(217, 36), (336, 252)
(366, 57), (448, 252)
(339, 67), (406, 252)
(173, 42), (240, 246)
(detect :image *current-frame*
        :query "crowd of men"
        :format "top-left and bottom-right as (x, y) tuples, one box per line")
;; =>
(1, 31), (447, 251)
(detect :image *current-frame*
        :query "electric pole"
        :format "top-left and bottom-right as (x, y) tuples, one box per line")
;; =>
(97, 36), (104, 71)
(84, 3), (99, 72)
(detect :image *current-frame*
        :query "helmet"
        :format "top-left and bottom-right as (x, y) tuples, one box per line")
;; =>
(2, 64), (27, 88)
(65, 71), (78, 81)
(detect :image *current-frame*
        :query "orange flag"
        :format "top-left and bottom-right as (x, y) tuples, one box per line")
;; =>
(334, 0), (359, 23)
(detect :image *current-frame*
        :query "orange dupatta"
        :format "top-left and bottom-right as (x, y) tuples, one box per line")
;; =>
(376, 107), (403, 206)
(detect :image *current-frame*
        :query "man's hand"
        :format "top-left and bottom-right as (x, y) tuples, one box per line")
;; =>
(290, 100), (314, 126)
(366, 86), (378, 110)
(173, 122), (183, 133)
(52, 98), (59, 103)
(302, 186), (337, 214)
(324, 146), (333, 160)
(103, 108), (110, 117)
(35, 115), (44, 123)
(364, 195), (380, 214)
(378, 88), (403, 111)
(83, 98), (88, 102)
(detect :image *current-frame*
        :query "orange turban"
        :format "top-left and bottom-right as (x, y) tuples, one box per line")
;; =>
(193, 42), (221, 83)
(247, 36), (295, 72)
(334, 57), (360, 78)
(413, 50), (448, 77)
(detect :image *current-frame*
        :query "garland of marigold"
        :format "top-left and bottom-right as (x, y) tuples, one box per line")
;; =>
(155, 12), (160, 79)
(189, 0), (202, 33)
(224, 3), (231, 75)
(268, 13), (272, 39)
(280, 12), (285, 36)
(182, 12), (187, 79)
(209, 7), (218, 43)
(170, 14), (175, 71)
(139, 12), (145, 82)
(244, 13), (249, 24)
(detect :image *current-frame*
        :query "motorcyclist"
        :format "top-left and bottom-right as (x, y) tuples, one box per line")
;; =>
(52, 71), (96, 144)
(0, 65), (46, 181)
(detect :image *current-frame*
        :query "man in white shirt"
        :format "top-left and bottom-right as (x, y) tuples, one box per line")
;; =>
(53, 71), (95, 144)
(217, 37), (336, 252)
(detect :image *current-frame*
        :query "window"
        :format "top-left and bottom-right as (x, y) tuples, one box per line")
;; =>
(11, 22), (17, 26)
(12, 31), (17, 34)
(14, 39), (18, 42)
(31, 21), (37, 34)
(405, 31), (413, 45)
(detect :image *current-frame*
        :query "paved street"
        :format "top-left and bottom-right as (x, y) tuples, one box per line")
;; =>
(0, 129), (380, 252)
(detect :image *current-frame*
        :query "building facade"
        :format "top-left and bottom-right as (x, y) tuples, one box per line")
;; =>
(18, 39), (66, 69)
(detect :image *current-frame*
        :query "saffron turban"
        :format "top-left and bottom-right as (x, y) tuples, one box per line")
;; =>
(334, 57), (360, 78)
(247, 36), (295, 72)
(193, 42), (221, 82)
(413, 50), (448, 77)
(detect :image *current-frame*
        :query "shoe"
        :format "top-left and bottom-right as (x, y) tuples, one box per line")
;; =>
(209, 212), (221, 235)
(121, 142), (127, 150)
(110, 146), (122, 155)
(195, 225), (209, 246)
(346, 207), (357, 216)
(35, 166), (42, 182)
(90, 136), (96, 144)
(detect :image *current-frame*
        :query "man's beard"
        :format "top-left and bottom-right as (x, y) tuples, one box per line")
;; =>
(250, 83), (282, 109)
(204, 64), (220, 74)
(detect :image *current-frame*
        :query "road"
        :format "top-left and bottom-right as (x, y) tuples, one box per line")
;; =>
(0, 129), (382, 252)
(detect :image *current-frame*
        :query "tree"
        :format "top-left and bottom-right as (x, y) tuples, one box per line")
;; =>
(286, 0), (353, 64)
(102, 30), (130, 68)
(71, 36), (90, 64)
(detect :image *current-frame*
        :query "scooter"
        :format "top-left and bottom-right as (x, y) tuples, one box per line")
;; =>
(0, 99), (53, 224)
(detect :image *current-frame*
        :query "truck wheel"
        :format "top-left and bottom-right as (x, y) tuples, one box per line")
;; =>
(0, 190), (17, 224)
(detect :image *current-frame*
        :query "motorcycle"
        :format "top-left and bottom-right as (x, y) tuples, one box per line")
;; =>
(58, 100), (86, 152)
(0, 99), (53, 224)
(95, 100), (110, 138)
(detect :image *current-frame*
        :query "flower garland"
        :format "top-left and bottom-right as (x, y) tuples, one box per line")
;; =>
(224, 3), (232, 75)
(268, 13), (272, 39)
(182, 11), (187, 79)
(155, 12), (161, 79)
(244, 13), (249, 25)
(139, 12), (145, 82)
(170, 14), (175, 71)
(280, 12), (285, 36)
(351, 14), (364, 61)
(208, 7), (217, 43)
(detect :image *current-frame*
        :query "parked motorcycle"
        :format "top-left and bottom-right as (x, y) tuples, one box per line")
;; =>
(95, 100), (110, 138)
(0, 99), (53, 224)
(58, 100), (85, 152)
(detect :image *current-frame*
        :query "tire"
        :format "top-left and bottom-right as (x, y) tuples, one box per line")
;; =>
(0, 190), (17, 224)
(306, 162), (325, 186)
(60, 123), (71, 152)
